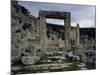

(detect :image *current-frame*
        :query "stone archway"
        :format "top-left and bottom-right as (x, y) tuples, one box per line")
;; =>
(39, 10), (71, 51)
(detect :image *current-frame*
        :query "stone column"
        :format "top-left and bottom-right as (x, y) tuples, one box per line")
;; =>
(64, 14), (71, 51)
(36, 18), (40, 35)
(76, 23), (80, 46)
(39, 16), (47, 51)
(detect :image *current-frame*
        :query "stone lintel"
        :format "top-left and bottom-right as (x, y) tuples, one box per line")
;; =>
(39, 10), (70, 19)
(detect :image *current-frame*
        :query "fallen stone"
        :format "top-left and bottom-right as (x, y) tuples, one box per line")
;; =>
(21, 56), (40, 65)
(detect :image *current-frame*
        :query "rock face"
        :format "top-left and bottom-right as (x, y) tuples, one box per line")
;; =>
(11, 1), (40, 65)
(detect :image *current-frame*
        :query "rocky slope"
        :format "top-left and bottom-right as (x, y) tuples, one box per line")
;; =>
(11, 1), (36, 64)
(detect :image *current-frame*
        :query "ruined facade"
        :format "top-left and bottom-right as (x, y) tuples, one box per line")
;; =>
(39, 10), (72, 51)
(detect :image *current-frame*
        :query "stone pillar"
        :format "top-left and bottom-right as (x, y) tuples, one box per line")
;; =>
(36, 18), (40, 35)
(64, 14), (71, 51)
(39, 16), (47, 51)
(76, 23), (80, 46)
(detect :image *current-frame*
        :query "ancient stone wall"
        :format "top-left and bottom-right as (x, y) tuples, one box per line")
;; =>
(11, 1), (40, 64)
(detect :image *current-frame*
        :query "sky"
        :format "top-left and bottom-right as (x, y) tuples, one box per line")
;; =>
(18, 1), (96, 28)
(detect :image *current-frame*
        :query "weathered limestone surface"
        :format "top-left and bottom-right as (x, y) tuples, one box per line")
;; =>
(64, 18), (71, 50)
(39, 16), (47, 51)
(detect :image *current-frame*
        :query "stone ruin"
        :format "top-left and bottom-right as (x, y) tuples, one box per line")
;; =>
(39, 10), (71, 51)
(11, 1), (96, 74)
(38, 10), (80, 51)
(19, 10), (85, 66)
